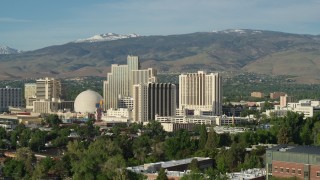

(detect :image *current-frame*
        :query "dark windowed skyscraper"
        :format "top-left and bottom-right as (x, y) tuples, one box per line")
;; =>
(147, 83), (176, 120)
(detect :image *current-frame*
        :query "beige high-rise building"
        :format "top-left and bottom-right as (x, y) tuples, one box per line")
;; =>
(280, 95), (294, 108)
(36, 77), (61, 101)
(104, 64), (129, 110)
(130, 68), (157, 95)
(24, 83), (37, 108)
(179, 71), (222, 115)
(127, 55), (140, 72)
(103, 55), (156, 110)
(132, 84), (149, 122)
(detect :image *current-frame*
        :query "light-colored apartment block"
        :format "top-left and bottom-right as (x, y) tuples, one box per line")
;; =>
(179, 71), (222, 115)
(24, 83), (36, 108)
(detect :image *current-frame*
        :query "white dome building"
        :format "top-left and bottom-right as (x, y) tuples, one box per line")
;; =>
(74, 90), (103, 113)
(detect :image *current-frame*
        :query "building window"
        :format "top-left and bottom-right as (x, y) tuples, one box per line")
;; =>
(298, 169), (301, 175)
(280, 167), (284, 173)
(274, 167), (278, 172)
(304, 172), (309, 177)
(292, 169), (295, 174)
(286, 168), (289, 173)
(317, 172), (320, 177)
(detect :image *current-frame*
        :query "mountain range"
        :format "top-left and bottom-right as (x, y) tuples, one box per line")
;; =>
(0, 29), (320, 83)
(0, 45), (21, 55)
(74, 33), (140, 43)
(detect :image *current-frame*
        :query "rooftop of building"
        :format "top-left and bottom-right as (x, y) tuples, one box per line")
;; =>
(267, 145), (320, 155)
(127, 157), (211, 173)
(227, 168), (266, 180)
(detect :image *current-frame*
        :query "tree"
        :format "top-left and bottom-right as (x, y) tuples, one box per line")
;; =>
(216, 156), (228, 173)
(226, 143), (246, 171)
(75, 119), (99, 139)
(3, 159), (26, 178)
(145, 120), (166, 142)
(18, 128), (32, 147)
(32, 157), (55, 179)
(165, 129), (193, 159)
(15, 147), (36, 176)
(132, 135), (151, 163)
(198, 124), (207, 149)
(205, 128), (219, 149)
(238, 131), (258, 146)
(150, 142), (165, 162)
(188, 159), (200, 172)
(129, 123), (143, 134)
(277, 127), (291, 144)
(45, 114), (62, 126)
(240, 154), (262, 169)
(300, 118), (313, 145)
(67, 137), (125, 179)
(312, 121), (320, 145)
(0, 127), (6, 139)
(180, 172), (204, 180)
(156, 168), (168, 180)
(100, 155), (127, 179)
(50, 157), (70, 178)
(205, 167), (228, 180)
(219, 133), (232, 147)
(29, 129), (46, 152)
(262, 101), (274, 111)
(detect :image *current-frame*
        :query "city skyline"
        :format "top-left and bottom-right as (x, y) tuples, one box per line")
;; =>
(1, 0), (320, 50)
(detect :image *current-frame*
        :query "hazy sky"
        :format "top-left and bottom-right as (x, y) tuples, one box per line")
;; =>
(1, 0), (319, 50)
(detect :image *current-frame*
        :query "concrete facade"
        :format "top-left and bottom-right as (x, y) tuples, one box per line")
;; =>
(179, 71), (222, 115)
(24, 83), (36, 108)
(104, 55), (156, 110)
(251, 92), (264, 98)
(0, 86), (23, 112)
(266, 145), (320, 180)
(133, 84), (149, 122)
(36, 77), (61, 101)
(147, 83), (176, 120)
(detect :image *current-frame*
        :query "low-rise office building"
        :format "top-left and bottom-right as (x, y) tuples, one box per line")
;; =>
(156, 115), (252, 126)
(33, 100), (74, 114)
(266, 145), (320, 180)
(161, 123), (195, 132)
(127, 157), (213, 180)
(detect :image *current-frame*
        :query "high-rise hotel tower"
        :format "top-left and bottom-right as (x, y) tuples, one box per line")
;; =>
(104, 55), (157, 110)
(132, 83), (176, 122)
(36, 77), (61, 101)
(179, 71), (222, 115)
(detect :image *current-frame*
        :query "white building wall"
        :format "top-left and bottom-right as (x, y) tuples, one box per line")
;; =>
(179, 71), (222, 115)
(36, 77), (61, 101)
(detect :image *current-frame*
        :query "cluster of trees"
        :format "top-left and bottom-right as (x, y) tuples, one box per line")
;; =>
(62, 77), (104, 100)
(222, 73), (320, 102)
(2, 120), (265, 179)
(3, 111), (320, 179)
(270, 112), (320, 145)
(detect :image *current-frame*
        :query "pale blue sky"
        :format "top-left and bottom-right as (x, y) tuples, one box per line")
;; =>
(1, 0), (319, 50)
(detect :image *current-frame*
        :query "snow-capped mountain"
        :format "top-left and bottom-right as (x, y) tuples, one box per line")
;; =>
(213, 29), (262, 35)
(0, 45), (21, 54)
(74, 33), (141, 43)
